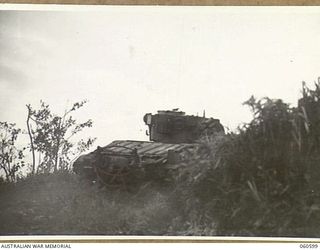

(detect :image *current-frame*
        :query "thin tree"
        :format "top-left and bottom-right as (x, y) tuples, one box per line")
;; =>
(27, 100), (96, 173)
(26, 104), (36, 174)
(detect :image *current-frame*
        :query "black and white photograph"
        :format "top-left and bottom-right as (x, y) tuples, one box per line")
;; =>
(0, 5), (320, 238)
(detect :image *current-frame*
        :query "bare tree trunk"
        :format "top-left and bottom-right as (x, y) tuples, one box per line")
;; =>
(53, 118), (62, 172)
(26, 105), (36, 175)
(37, 153), (41, 173)
(0, 163), (10, 182)
(0, 144), (9, 181)
(7, 158), (12, 181)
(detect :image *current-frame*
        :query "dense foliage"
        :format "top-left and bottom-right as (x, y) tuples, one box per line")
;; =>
(172, 78), (320, 236)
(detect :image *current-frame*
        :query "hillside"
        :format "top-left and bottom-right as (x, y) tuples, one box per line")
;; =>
(0, 172), (180, 235)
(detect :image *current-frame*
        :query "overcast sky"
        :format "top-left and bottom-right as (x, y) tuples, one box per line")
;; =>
(0, 6), (320, 147)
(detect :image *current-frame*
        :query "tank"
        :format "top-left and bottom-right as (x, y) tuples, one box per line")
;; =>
(73, 110), (224, 188)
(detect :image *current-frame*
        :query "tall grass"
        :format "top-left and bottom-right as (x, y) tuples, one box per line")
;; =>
(172, 79), (320, 237)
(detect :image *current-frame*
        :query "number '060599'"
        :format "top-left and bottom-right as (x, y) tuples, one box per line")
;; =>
(300, 244), (318, 248)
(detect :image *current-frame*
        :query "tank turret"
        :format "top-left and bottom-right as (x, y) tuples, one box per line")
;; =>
(143, 110), (224, 143)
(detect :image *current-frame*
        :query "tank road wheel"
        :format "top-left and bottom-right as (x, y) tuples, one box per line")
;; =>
(93, 146), (140, 190)
(94, 163), (130, 189)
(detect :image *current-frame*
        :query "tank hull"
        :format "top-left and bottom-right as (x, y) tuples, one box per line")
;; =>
(73, 140), (196, 187)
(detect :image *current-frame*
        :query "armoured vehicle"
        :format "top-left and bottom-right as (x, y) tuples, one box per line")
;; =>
(73, 110), (224, 188)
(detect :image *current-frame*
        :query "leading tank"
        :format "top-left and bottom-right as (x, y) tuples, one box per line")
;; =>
(73, 110), (224, 188)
